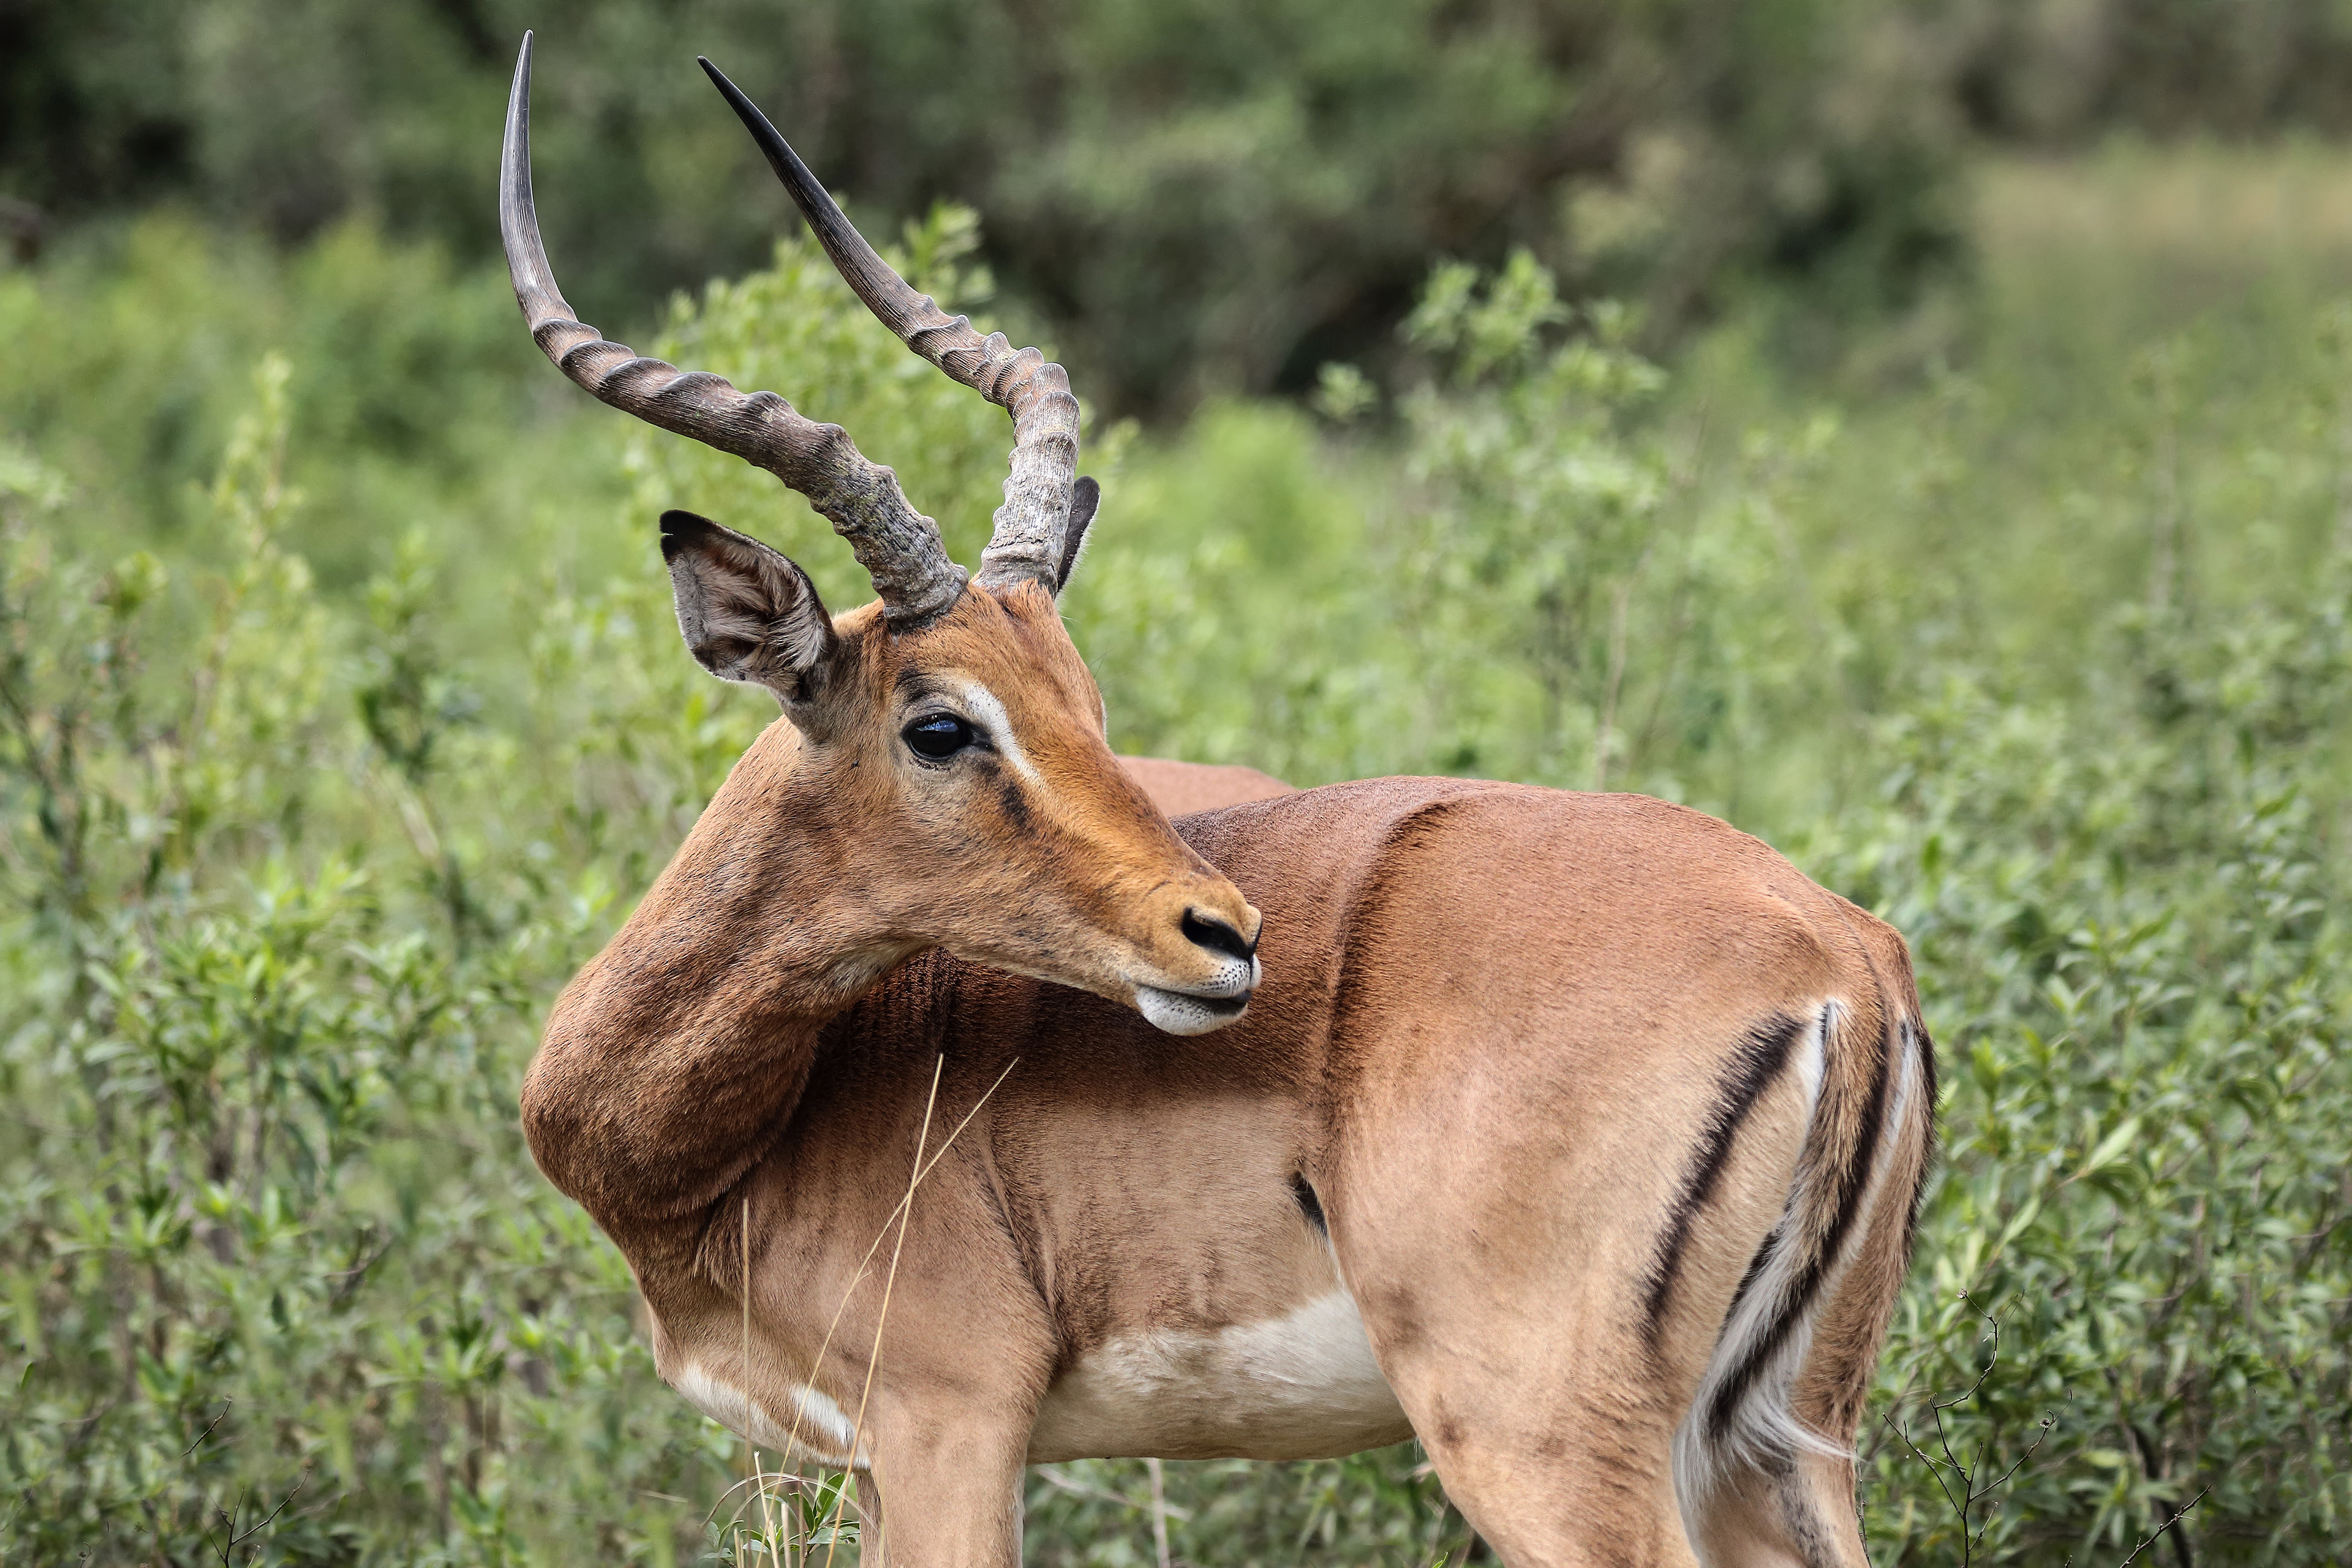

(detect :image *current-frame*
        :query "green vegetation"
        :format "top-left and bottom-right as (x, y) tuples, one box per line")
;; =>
(9, 145), (2352, 1566)
(0, 0), (1977, 412)
(21, 0), (2352, 417)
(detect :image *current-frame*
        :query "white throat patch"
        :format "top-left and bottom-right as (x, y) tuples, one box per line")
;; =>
(670, 1363), (866, 1469)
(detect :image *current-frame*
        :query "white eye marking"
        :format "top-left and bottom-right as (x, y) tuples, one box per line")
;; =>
(943, 679), (1043, 788)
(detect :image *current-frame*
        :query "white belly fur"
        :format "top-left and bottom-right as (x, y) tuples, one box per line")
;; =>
(1025, 1287), (1414, 1463)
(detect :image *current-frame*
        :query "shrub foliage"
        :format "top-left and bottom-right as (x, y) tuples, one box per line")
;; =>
(6, 198), (2352, 1564)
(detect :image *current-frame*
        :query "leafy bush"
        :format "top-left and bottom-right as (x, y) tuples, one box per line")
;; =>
(3, 0), (1967, 412)
(1824, 608), (2352, 1563)
(1, 363), (734, 1563)
(6, 170), (2352, 1564)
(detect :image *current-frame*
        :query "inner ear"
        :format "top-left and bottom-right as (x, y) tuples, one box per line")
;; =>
(1054, 477), (1102, 597)
(660, 510), (836, 701)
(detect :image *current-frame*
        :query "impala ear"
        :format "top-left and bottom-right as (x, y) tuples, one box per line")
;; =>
(1054, 477), (1101, 597)
(659, 510), (837, 702)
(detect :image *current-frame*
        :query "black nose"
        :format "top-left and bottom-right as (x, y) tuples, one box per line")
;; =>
(1181, 910), (1257, 963)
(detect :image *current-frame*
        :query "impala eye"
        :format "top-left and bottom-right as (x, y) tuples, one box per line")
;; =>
(903, 713), (977, 761)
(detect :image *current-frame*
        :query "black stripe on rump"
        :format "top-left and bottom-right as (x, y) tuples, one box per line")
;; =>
(1706, 1001), (1898, 1440)
(1291, 1173), (1328, 1235)
(1642, 1011), (1807, 1347)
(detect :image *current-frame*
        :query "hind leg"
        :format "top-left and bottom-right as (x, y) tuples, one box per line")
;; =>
(1327, 1032), (1823, 1563)
(1684, 1453), (1867, 1568)
(1330, 1074), (1740, 1566)
(1389, 1344), (1700, 1568)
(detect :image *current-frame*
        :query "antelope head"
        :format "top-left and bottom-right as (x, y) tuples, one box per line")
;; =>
(500, 36), (1259, 1034)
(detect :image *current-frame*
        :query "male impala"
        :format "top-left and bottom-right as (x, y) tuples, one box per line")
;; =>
(503, 34), (1933, 1567)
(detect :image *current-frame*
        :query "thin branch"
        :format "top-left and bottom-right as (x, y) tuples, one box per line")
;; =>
(208, 1470), (306, 1566)
(1031, 1464), (1193, 1521)
(2118, 1488), (2207, 1567)
(1592, 575), (1634, 791)
(1147, 1455), (1173, 1568)
(182, 1398), (232, 1458)
(1976, 1415), (2058, 1501)
(233, 1471), (306, 1542)
(1880, 1408), (1968, 1526)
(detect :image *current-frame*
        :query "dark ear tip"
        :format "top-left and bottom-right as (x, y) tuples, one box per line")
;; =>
(659, 508), (715, 562)
(1074, 475), (1101, 500)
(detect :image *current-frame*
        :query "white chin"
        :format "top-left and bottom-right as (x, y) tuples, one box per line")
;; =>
(1134, 985), (1250, 1036)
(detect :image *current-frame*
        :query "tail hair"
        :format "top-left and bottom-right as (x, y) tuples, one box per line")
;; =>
(1672, 999), (1924, 1514)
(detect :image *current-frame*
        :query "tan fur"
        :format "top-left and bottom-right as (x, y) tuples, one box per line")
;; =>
(522, 580), (1934, 1567)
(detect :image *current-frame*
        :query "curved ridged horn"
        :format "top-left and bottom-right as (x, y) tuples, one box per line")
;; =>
(699, 57), (1082, 595)
(501, 33), (966, 624)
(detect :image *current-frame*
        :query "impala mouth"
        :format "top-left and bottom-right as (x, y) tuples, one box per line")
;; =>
(1131, 952), (1259, 1036)
(1133, 982), (1253, 1036)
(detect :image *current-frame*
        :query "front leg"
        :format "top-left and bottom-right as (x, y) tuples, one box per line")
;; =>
(859, 1411), (1030, 1567)
(747, 1117), (1056, 1568)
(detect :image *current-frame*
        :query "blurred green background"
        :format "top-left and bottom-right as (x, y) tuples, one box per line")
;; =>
(8, 2), (2352, 1563)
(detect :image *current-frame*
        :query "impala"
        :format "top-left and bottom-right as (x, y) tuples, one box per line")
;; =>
(502, 34), (1934, 1567)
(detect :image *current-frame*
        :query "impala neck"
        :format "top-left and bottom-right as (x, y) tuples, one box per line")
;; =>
(523, 717), (913, 1262)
